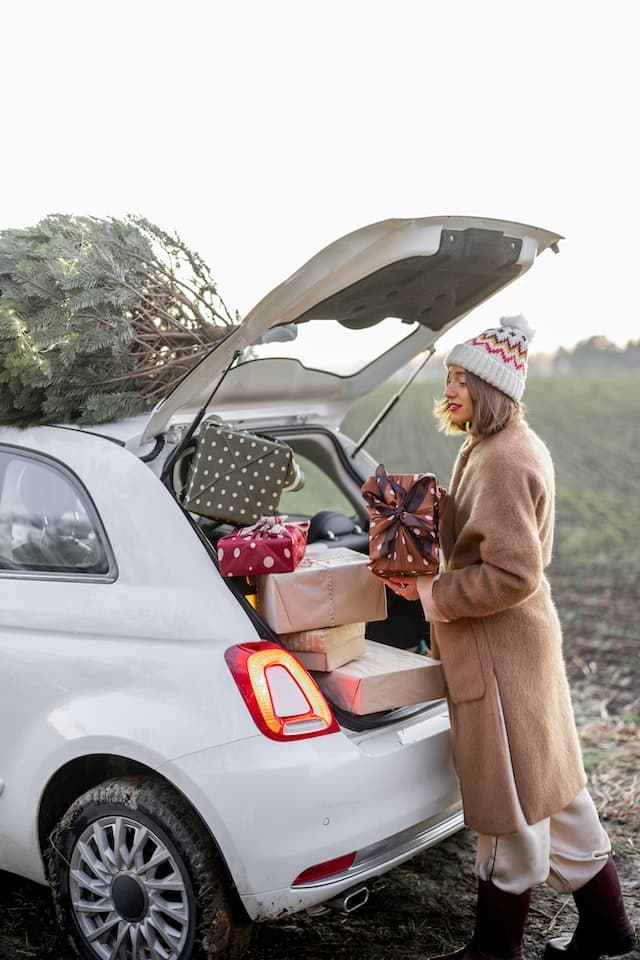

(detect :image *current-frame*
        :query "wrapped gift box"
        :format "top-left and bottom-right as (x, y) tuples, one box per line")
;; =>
(362, 464), (446, 576)
(217, 517), (308, 576)
(257, 547), (387, 633)
(183, 420), (296, 523)
(314, 640), (446, 714)
(278, 622), (366, 672)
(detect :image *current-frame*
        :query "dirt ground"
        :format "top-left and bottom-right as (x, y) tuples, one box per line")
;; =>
(1, 574), (638, 960)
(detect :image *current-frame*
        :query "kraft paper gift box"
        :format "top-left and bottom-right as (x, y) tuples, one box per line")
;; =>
(278, 622), (366, 672)
(257, 547), (387, 634)
(314, 639), (446, 714)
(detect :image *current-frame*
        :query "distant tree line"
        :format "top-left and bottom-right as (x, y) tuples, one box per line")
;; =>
(554, 335), (640, 371)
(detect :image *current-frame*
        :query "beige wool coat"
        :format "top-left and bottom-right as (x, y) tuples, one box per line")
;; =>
(430, 418), (586, 836)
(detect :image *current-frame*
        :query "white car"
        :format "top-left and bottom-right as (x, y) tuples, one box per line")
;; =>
(0, 216), (561, 960)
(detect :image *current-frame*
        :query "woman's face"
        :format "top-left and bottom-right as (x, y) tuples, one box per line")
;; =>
(445, 365), (474, 426)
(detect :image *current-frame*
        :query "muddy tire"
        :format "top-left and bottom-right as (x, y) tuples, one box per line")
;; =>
(47, 777), (252, 960)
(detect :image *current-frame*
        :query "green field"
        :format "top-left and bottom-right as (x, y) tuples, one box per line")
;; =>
(343, 373), (640, 579)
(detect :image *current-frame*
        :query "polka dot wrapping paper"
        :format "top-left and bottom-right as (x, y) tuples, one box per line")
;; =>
(217, 516), (309, 577)
(361, 464), (447, 577)
(182, 422), (296, 524)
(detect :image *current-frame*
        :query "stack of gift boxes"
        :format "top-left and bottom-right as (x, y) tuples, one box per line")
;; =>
(217, 470), (447, 713)
(185, 420), (447, 712)
(259, 545), (446, 712)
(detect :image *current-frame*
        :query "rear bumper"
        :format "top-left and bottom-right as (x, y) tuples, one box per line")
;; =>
(163, 705), (461, 919)
(242, 801), (464, 918)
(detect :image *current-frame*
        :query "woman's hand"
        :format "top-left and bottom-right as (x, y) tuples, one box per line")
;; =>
(384, 576), (421, 602)
(384, 575), (448, 622)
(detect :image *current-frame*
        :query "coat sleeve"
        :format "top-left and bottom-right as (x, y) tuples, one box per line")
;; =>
(431, 449), (548, 620)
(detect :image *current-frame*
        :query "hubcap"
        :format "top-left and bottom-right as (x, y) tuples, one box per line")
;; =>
(111, 875), (146, 922)
(69, 814), (190, 960)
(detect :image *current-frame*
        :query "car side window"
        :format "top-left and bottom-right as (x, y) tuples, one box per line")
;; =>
(0, 451), (109, 575)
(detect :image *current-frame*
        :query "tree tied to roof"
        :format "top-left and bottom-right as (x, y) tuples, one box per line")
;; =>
(0, 214), (239, 426)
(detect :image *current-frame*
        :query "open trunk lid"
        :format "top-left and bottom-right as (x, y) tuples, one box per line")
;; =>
(141, 216), (561, 441)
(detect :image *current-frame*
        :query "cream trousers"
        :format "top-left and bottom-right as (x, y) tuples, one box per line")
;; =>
(475, 679), (611, 896)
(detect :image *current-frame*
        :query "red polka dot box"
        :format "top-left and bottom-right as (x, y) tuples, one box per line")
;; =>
(217, 516), (309, 577)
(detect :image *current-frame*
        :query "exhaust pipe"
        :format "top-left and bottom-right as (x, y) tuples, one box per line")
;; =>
(325, 883), (370, 914)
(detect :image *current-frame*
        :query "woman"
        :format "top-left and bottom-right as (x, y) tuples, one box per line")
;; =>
(387, 318), (635, 960)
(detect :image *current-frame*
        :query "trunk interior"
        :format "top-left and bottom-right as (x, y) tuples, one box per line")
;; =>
(162, 419), (443, 732)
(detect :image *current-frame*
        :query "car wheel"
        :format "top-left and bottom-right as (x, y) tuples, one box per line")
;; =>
(47, 777), (252, 960)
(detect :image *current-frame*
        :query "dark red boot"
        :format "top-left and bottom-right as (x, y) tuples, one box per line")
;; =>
(544, 855), (636, 960)
(430, 879), (531, 960)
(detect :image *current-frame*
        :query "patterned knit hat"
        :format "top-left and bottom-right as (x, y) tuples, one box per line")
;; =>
(445, 315), (535, 402)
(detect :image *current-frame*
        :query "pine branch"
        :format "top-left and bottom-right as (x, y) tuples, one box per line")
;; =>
(0, 213), (240, 425)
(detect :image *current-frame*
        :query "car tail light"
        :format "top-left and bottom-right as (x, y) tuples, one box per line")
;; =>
(225, 642), (340, 741)
(293, 852), (357, 885)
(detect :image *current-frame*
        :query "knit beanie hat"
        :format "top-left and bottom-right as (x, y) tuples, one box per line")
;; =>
(445, 315), (535, 402)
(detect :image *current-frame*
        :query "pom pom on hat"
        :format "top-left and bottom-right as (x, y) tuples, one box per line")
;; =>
(500, 314), (536, 344)
(445, 315), (534, 401)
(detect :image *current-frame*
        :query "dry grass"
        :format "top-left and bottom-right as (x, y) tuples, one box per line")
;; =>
(581, 716), (640, 849)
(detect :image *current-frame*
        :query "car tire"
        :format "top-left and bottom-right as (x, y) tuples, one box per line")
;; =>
(47, 776), (252, 960)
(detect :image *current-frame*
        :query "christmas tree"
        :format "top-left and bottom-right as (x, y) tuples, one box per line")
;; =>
(0, 214), (238, 426)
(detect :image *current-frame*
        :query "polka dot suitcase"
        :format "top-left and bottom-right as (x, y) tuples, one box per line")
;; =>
(182, 422), (295, 524)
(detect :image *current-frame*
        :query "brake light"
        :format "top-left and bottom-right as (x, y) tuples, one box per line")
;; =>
(225, 642), (340, 741)
(293, 852), (357, 885)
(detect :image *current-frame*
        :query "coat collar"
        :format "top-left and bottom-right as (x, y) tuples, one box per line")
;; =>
(449, 418), (527, 496)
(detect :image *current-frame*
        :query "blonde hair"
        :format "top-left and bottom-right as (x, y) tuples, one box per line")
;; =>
(434, 369), (523, 438)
